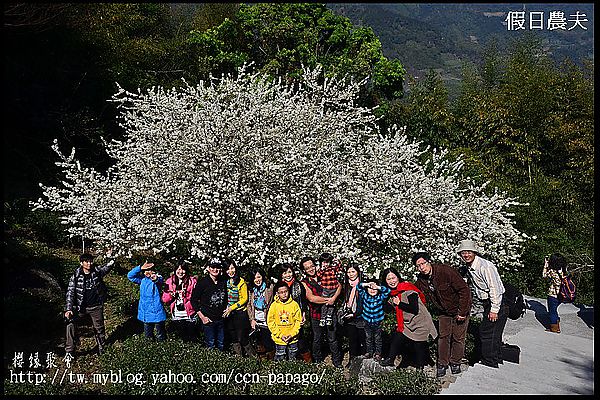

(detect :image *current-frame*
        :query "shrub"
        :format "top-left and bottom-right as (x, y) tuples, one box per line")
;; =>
(367, 368), (441, 395)
(99, 337), (358, 395)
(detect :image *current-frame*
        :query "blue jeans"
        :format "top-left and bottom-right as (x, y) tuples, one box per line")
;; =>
(274, 342), (299, 361)
(144, 321), (167, 341)
(203, 319), (225, 350)
(364, 321), (382, 356)
(547, 295), (561, 324)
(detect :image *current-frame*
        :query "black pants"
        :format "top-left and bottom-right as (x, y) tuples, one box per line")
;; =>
(169, 318), (199, 342)
(387, 331), (430, 368)
(311, 317), (342, 365)
(479, 300), (509, 367)
(344, 320), (365, 359)
(225, 309), (250, 347)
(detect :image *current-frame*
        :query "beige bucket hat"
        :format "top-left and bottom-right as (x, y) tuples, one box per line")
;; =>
(456, 239), (480, 254)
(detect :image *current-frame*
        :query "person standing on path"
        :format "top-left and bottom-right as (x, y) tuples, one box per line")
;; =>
(542, 253), (568, 333)
(457, 239), (508, 369)
(413, 251), (471, 377)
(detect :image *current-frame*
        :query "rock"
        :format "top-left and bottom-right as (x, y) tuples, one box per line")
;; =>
(349, 356), (396, 384)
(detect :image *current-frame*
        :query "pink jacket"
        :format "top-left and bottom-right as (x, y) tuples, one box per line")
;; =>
(162, 275), (198, 317)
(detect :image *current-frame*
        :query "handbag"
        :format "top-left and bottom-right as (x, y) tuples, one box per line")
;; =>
(501, 342), (520, 364)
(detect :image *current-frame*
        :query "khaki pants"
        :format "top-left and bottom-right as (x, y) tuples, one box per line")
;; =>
(65, 305), (106, 353)
(437, 314), (469, 366)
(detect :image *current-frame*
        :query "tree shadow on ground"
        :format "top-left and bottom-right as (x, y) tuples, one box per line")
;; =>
(526, 299), (550, 329)
(556, 349), (594, 394)
(107, 316), (143, 345)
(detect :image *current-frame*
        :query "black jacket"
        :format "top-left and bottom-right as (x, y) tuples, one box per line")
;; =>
(65, 260), (114, 312)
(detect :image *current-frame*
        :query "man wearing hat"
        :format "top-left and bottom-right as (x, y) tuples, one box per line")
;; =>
(191, 257), (228, 350)
(456, 239), (508, 369)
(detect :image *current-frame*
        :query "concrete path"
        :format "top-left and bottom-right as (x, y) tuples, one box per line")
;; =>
(440, 295), (594, 395)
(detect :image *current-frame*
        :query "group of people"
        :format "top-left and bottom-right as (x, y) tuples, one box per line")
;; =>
(63, 239), (569, 378)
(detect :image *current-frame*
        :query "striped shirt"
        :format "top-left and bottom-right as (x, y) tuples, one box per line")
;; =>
(356, 285), (391, 323)
(468, 255), (505, 313)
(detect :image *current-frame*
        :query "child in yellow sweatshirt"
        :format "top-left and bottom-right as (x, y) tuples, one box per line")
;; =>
(267, 282), (302, 361)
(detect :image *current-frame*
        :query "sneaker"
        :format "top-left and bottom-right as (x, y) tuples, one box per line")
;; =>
(363, 353), (372, 359)
(373, 353), (381, 361)
(450, 363), (461, 374)
(436, 365), (448, 378)
(379, 357), (394, 367)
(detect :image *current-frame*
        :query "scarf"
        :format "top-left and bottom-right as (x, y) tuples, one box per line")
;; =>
(346, 277), (360, 312)
(253, 281), (267, 310)
(390, 282), (426, 333)
(227, 279), (239, 307)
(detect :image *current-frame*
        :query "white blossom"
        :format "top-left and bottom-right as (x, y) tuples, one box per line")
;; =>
(33, 65), (528, 276)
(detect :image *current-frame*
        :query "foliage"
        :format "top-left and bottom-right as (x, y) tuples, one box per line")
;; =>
(186, 3), (405, 101)
(367, 368), (441, 395)
(34, 65), (527, 277)
(387, 35), (593, 301)
(99, 337), (356, 395)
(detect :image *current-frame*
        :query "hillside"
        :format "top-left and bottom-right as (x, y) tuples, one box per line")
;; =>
(327, 3), (594, 95)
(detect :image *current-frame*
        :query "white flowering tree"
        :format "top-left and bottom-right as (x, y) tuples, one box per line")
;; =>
(33, 65), (528, 277)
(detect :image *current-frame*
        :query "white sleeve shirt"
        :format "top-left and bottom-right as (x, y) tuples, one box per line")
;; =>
(468, 255), (505, 313)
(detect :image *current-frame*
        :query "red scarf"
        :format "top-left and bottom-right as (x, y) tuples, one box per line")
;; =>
(390, 282), (426, 333)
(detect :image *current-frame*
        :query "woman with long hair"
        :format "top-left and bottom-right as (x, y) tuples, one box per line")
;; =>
(542, 253), (568, 333)
(276, 262), (310, 361)
(223, 258), (254, 356)
(247, 267), (275, 358)
(378, 267), (437, 369)
(162, 259), (199, 341)
(340, 262), (366, 365)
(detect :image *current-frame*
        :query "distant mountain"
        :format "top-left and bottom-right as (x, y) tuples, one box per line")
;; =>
(327, 3), (594, 94)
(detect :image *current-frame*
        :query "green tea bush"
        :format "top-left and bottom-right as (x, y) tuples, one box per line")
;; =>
(99, 337), (358, 395)
(367, 368), (441, 395)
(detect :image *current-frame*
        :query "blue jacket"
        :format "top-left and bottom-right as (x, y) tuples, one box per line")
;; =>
(128, 265), (167, 323)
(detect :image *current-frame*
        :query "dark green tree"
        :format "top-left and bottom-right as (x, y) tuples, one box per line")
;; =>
(185, 3), (405, 103)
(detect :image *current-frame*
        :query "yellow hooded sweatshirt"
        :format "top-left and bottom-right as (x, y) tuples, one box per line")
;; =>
(267, 294), (301, 346)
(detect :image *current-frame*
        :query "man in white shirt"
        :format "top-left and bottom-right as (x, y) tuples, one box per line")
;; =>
(457, 239), (508, 368)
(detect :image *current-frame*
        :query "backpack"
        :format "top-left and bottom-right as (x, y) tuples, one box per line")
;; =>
(558, 275), (576, 303)
(503, 282), (526, 320)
